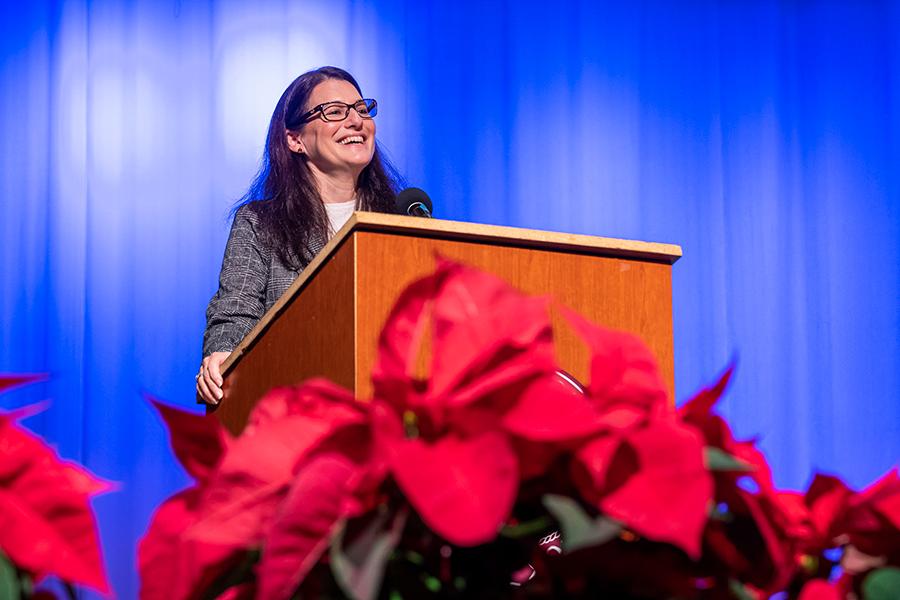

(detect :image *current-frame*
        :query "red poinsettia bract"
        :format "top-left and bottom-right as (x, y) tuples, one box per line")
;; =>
(797, 470), (900, 574)
(367, 259), (602, 546)
(836, 469), (900, 563)
(679, 365), (803, 593)
(564, 309), (714, 559)
(0, 374), (110, 593)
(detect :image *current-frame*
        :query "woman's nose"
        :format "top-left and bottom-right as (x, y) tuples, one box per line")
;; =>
(345, 107), (364, 127)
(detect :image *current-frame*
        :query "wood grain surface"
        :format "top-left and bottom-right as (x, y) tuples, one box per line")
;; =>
(353, 232), (675, 400)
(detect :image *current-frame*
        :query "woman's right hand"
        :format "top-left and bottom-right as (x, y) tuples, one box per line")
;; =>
(196, 351), (230, 405)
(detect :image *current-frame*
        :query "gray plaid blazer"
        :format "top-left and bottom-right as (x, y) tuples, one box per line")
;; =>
(202, 205), (326, 357)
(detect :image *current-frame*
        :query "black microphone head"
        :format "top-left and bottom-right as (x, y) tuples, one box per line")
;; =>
(395, 187), (433, 217)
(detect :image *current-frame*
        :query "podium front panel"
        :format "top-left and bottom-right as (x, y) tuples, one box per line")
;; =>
(215, 240), (357, 434)
(353, 231), (674, 399)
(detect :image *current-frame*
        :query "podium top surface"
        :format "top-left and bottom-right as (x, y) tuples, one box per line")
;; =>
(221, 213), (681, 373)
(345, 212), (682, 263)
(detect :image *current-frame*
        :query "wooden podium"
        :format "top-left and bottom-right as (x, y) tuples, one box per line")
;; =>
(214, 213), (681, 435)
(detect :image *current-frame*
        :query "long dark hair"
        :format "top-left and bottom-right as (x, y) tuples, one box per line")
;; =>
(237, 66), (402, 269)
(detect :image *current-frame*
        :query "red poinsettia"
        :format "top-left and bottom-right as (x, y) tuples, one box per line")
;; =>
(836, 469), (900, 563)
(681, 370), (895, 598)
(138, 397), (233, 600)
(366, 260), (599, 546)
(798, 578), (843, 599)
(141, 259), (597, 599)
(776, 471), (900, 598)
(792, 470), (900, 576)
(139, 383), (372, 599)
(0, 374), (110, 594)
(801, 474), (854, 552)
(251, 260), (605, 597)
(563, 309), (714, 559)
(141, 384), (392, 599)
(675, 367), (900, 596)
(679, 366), (801, 593)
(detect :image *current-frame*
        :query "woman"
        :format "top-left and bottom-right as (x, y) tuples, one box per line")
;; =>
(196, 66), (401, 405)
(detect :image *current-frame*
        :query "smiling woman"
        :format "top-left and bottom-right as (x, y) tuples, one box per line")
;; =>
(196, 66), (403, 406)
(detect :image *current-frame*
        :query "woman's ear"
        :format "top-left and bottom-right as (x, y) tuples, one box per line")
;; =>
(286, 130), (304, 154)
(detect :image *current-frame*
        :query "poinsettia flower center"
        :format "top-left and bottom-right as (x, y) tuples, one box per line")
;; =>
(402, 410), (419, 439)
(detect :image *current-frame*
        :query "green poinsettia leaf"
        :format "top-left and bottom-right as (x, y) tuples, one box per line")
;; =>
(705, 447), (755, 472)
(331, 508), (407, 600)
(863, 567), (900, 600)
(542, 494), (622, 553)
(0, 551), (21, 600)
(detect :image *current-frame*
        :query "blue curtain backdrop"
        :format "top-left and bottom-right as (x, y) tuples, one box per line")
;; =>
(1, 0), (899, 596)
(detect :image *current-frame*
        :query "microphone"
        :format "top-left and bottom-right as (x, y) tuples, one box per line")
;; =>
(395, 187), (433, 218)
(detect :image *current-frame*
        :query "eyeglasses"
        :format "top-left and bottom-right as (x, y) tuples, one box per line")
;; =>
(299, 98), (378, 124)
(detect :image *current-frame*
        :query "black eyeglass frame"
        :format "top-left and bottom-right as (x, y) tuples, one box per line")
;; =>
(297, 98), (378, 125)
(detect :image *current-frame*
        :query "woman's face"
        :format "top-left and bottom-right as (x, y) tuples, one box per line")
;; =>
(288, 78), (376, 180)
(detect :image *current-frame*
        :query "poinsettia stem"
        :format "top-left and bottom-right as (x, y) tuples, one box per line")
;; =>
(18, 575), (32, 600)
